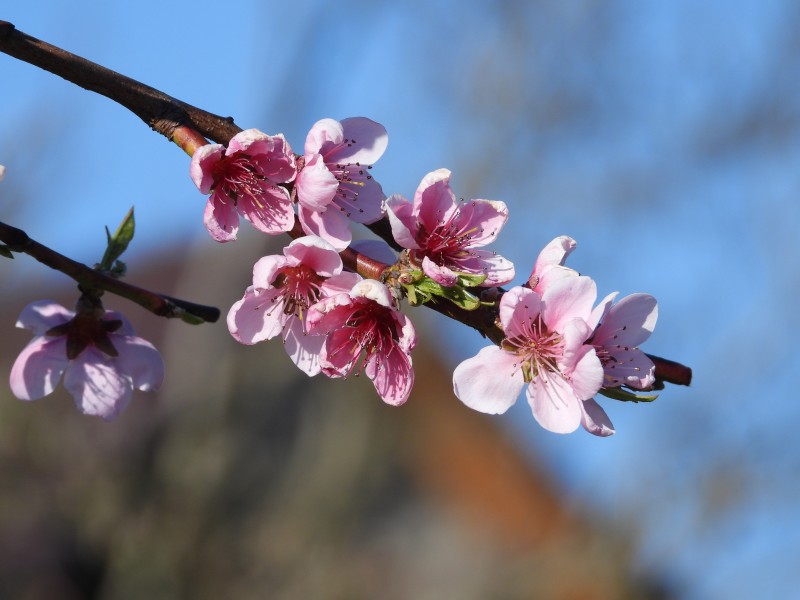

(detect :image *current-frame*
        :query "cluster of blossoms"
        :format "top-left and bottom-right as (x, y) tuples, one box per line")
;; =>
(7, 118), (660, 434)
(453, 237), (657, 436)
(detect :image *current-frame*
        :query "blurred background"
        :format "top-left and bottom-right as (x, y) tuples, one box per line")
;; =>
(1, 1), (799, 598)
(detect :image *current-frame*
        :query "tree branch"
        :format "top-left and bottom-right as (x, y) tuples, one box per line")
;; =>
(0, 221), (220, 323)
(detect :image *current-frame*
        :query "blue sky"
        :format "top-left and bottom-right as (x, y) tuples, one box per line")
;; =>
(3, 2), (800, 598)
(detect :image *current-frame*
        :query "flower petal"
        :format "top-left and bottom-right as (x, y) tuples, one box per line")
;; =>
(204, 197), (239, 242)
(238, 185), (294, 235)
(594, 293), (658, 348)
(528, 236), (577, 288)
(284, 236), (342, 277)
(452, 199), (509, 247)
(453, 345), (525, 414)
(112, 335), (165, 392)
(330, 117), (388, 165)
(568, 346), (604, 400)
(64, 348), (132, 421)
(602, 347), (655, 389)
(422, 256), (458, 287)
(527, 373), (582, 434)
(15, 300), (73, 334)
(9, 336), (69, 401)
(227, 287), (285, 344)
(580, 398), (615, 437)
(190, 143), (225, 194)
(296, 153), (339, 211)
(305, 118), (344, 156)
(366, 345), (413, 406)
(542, 275), (596, 332)
(385, 194), (421, 250)
(414, 169), (457, 232)
(457, 249), (515, 286)
(283, 315), (324, 376)
(298, 204), (352, 251)
(332, 176), (386, 224)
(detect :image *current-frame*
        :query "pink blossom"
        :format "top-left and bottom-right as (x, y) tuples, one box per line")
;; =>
(452, 278), (604, 435)
(588, 292), (657, 390)
(386, 168), (514, 287)
(527, 235), (578, 293)
(295, 117), (388, 250)
(10, 300), (164, 421)
(190, 129), (296, 242)
(227, 236), (361, 375)
(306, 279), (416, 406)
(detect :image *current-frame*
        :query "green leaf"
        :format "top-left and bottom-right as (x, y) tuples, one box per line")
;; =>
(98, 207), (135, 273)
(0, 244), (13, 259)
(599, 387), (659, 403)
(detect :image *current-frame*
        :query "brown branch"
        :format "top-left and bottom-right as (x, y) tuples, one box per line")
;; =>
(0, 20), (241, 144)
(0, 221), (220, 323)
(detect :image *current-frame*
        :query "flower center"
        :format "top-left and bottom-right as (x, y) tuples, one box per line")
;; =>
(212, 153), (267, 204)
(501, 313), (563, 383)
(272, 264), (325, 319)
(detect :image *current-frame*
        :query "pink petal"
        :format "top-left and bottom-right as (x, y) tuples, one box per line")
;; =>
(226, 128), (273, 154)
(296, 153), (339, 211)
(349, 279), (394, 308)
(190, 143), (224, 193)
(422, 256), (458, 287)
(9, 336), (69, 401)
(580, 398), (615, 437)
(414, 169), (458, 233)
(527, 373), (582, 434)
(594, 293), (658, 347)
(238, 186), (294, 235)
(306, 294), (354, 335)
(366, 345), (413, 406)
(453, 346), (525, 414)
(534, 265), (579, 295)
(282, 315), (324, 376)
(321, 272), (363, 296)
(284, 236), (343, 277)
(452, 199), (509, 247)
(318, 325), (361, 377)
(332, 176), (386, 224)
(567, 346), (604, 400)
(393, 310), (417, 355)
(602, 347), (655, 389)
(542, 275), (596, 332)
(305, 118), (344, 156)
(499, 287), (542, 338)
(64, 348), (131, 421)
(252, 255), (288, 290)
(16, 300), (73, 334)
(528, 236), (577, 287)
(587, 292), (618, 331)
(332, 117), (388, 165)
(298, 205), (352, 251)
(385, 194), (421, 249)
(204, 197), (239, 242)
(227, 287), (285, 344)
(112, 335), (165, 392)
(457, 249), (515, 286)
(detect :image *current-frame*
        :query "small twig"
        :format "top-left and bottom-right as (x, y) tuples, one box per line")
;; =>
(0, 221), (219, 323)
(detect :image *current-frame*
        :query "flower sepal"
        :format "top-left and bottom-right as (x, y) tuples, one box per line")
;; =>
(598, 386), (659, 403)
(400, 269), (488, 310)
